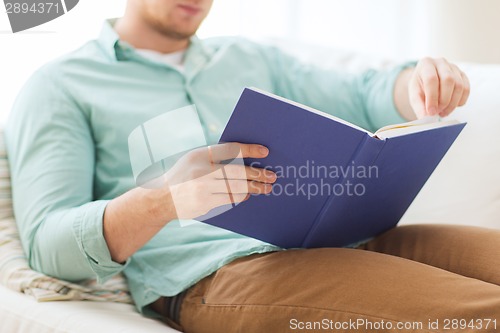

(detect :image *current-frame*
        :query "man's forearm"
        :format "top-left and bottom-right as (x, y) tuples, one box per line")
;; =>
(394, 67), (417, 121)
(103, 186), (176, 263)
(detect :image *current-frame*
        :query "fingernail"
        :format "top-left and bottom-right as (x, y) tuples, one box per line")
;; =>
(428, 106), (437, 115)
(259, 146), (269, 155)
(267, 172), (277, 181)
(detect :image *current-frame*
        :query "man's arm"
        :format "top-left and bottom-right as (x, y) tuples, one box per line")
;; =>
(6, 68), (126, 282)
(264, 46), (469, 131)
(103, 143), (275, 263)
(102, 187), (175, 264)
(264, 45), (413, 132)
(393, 67), (415, 121)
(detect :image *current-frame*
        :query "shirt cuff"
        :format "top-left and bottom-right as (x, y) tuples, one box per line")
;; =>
(73, 200), (130, 283)
(368, 61), (418, 130)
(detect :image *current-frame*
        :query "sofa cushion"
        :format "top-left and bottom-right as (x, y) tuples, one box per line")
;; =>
(401, 63), (500, 229)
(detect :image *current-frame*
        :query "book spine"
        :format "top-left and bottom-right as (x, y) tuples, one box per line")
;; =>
(300, 135), (386, 248)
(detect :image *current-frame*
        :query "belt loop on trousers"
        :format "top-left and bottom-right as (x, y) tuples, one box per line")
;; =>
(163, 289), (188, 326)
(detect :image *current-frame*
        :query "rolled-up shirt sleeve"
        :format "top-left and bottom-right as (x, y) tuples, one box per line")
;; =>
(5, 66), (128, 283)
(264, 45), (416, 132)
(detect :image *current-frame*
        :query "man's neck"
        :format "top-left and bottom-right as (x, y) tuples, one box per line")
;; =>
(114, 17), (189, 54)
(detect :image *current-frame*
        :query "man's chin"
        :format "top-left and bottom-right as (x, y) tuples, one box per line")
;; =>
(170, 31), (196, 40)
(159, 27), (197, 41)
(151, 20), (198, 40)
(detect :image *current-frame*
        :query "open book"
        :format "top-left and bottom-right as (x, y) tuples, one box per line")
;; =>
(199, 87), (466, 248)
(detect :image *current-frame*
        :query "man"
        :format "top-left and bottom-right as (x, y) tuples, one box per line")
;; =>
(6, 0), (500, 332)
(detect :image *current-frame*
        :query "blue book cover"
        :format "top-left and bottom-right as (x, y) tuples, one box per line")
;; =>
(200, 87), (466, 248)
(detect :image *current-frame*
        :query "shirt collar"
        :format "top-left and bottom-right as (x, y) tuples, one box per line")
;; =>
(97, 19), (121, 61)
(97, 19), (216, 71)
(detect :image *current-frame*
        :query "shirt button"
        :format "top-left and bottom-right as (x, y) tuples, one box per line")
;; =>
(208, 124), (218, 133)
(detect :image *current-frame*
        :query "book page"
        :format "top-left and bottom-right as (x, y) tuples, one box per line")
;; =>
(375, 116), (439, 133)
(375, 116), (461, 139)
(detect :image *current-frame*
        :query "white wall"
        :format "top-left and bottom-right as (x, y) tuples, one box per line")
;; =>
(0, 0), (127, 124)
(207, 0), (500, 63)
(422, 0), (500, 63)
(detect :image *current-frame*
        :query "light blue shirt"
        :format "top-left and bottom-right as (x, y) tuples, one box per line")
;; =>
(5, 21), (409, 314)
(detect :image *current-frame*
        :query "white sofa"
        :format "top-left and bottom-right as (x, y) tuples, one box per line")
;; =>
(1, 44), (499, 333)
(0, 283), (172, 333)
(401, 62), (500, 229)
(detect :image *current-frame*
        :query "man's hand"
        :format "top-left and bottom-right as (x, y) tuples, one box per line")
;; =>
(104, 142), (276, 263)
(395, 58), (471, 120)
(164, 142), (277, 220)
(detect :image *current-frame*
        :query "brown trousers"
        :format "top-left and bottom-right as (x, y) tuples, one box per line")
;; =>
(156, 225), (500, 333)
